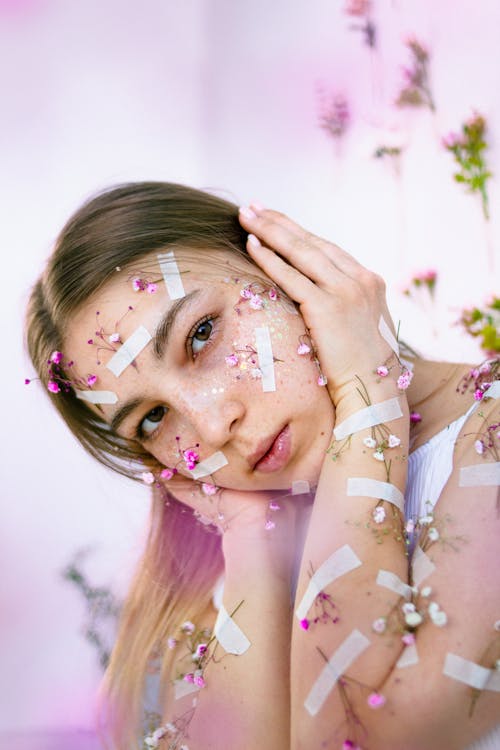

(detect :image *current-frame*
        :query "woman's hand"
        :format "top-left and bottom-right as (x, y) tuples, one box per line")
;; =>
(238, 204), (397, 407)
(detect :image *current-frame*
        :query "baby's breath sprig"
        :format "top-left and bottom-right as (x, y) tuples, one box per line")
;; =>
(442, 112), (492, 220)
(396, 36), (435, 112)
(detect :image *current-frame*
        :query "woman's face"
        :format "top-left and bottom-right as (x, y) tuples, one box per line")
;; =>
(65, 249), (334, 491)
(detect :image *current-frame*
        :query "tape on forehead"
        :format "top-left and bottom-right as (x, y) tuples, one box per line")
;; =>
(396, 643), (419, 668)
(333, 397), (403, 440)
(443, 653), (500, 692)
(174, 678), (201, 701)
(157, 251), (186, 300)
(214, 604), (251, 655)
(76, 390), (118, 405)
(376, 569), (413, 600)
(105, 326), (152, 377)
(411, 546), (435, 587)
(189, 451), (228, 480)
(292, 479), (311, 495)
(459, 462), (500, 487)
(254, 326), (276, 392)
(304, 629), (371, 716)
(295, 544), (361, 622)
(378, 315), (399, 356)
(346, 478), (404, 513)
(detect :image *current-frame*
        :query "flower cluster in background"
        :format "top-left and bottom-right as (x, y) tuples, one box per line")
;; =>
(458, 297), (500, 354)
(318, 91), (350, 141)
(396, 36), (435, 111)
(344, 0), (376, 48)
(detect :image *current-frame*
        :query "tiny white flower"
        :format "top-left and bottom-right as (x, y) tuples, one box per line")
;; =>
(406, 519), (415, 534)
(363, 437), (377, 448)
(181, 621), (195, 634)
(144, 737), (159, 749)
(421, 586), (432, 598)
(373, 450), (385, 462)
(402, 602), (416, 614)
(250, 368), (262, 379)
(419, 514), (433, 525)
(494, 620), (500, 632)
(165, 722), (177, 734)
(428, 602), (440, 616)
(388, 434), (401, 448)
(431, 610), (447, 627)
(372, 617), (387, 634)
(372, 506), (386, 524)
(405, 611), (423, 627)
(428, 527), (440, 542)
(474, 439), (485, 455)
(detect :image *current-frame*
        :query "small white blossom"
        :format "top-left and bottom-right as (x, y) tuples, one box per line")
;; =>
(421, 586), (432, 598)
(402, 602), (416, 614)
(363, 436), (377, 448)
(181, 621), (195, 634)
(419, 514), (433, 525)
(428, 527), (440, 542)
(405, 611), (423, 627)
(428, 602), (440, 616)
(406, 519), (415, 534)
(373, 450), (385, 462)
(372, 617), (387, 634)
(474, 440), (485, 455)
(372, 506), (386, 524)
(388, 434), (401, 448)
(430, 610), (447, 627)
(250, 368), (262, 379)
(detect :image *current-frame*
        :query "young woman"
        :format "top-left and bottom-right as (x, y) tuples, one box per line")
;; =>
(25, 182), (499, 750)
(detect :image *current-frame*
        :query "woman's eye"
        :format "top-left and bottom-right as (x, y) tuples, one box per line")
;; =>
(140, 406), (167, 437)
(191, 318), (214, 356)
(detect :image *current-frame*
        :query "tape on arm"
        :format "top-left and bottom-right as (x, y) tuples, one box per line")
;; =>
(214, 604), (251, 655)
(295, 544), (361, 622)
(443, 653), (500, 692)
(333, 398), (403, 441)
(346, 477), (404, 513)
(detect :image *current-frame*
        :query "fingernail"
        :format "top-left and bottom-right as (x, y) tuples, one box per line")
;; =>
(239, 205), (257, 220)
(250, 201), (265, 212)
(247, 233), (261, 248)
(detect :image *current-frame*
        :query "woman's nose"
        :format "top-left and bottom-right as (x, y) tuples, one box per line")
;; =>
(179, 389), (247, 449)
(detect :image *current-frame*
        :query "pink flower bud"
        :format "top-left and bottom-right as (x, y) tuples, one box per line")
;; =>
(300, 618), (310, 630)
(47, 381), (60, 393)
(268, 288), (278, 301)
(265, 520), (275, 531)
(87, 374), (98, 386)
(410, 411), (422, 423)
(402, 632), (415, 646)
(297, 343), (311, 355)
(376, 365), (389, 377)
(160, 468), (175, 480)
(194, 674), (206, 688)
(141, 471), (155, 485)
(50, 351), (63, 364)
(201, 482), (217, 495)
(225, 353), (239, 367)
(367, 692), (386, 708)
(183, 673), (195, 684)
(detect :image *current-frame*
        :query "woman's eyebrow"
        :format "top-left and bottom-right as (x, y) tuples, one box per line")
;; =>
(153, 289), (202, 359)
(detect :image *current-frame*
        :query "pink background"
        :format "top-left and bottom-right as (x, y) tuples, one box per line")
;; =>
(3, 0), (499, 744)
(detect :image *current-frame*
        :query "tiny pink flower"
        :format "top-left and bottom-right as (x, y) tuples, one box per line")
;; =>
(297, 343), (311, 355)
(372, 617), (386, 634)
(142, 471), (155, 485)
(474, 388), (484, 401)
(388, 434), (401, 448)
(249, 294), (263, 310)
(181, 621), (195, 634)
(87, 374), (98, 387)
(317, 374), (328, 386)
(410, 411), (422, 423)
(300, 618), (310, 630)
(146, 282), (157, 294)
(442, 132), (460, 149)
(265, 519), (276, 531)
(132, 278), (143, 292)
(194, 643), (208, 659)
(269, 501), (280, 511)
(160, 468), (175, 480)
(194, 674), (206, 688)
(470, 368), (480, 378)
(373, 450), (385, 462)
(376, 365), (389, 377)
(183, 672), (195, 684)
(183, 449), (199, 468)
(201, 482), (217, 495)
(367, 692), (386, 708)
(47, 381), (60, 393)
(372, 506), (386, 524)
(225, 353), (239, 367)
(268, 288), (278, 301)
(50, 351), (63, 364)
(397, 370), (413, 390)
(402, 632), (415, 646)
(24, 378), (31, 385)
(402, 602), (416, 614)
(342, 742), (355, 750)
(167, 637), (177, 649)
(109, 332), (121, 344)
(240, 286), (252, 299)
(479, 362), (491, 374)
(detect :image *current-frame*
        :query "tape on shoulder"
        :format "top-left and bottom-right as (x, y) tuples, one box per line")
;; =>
(411, 546), (435, 588)
(396, 643), (419, 668)
(214, 604), (251, 655)
(295, 544), (361, 622)
(378, 316), (399, 356)
(346, 477), (404, 513)
(304, 629), (371, 716)
(190, 451), (228, 480)
(174, 678), (201, 700)
(254, 326), (276, 392)
(443, 653), (500, 692)
(376, 569), (413, 600)
(76, 390), (118, 405)
(333, 398), (403, 440)
(459, 462), (500, 487)
(292, 479), (311, 495)
(106, 326), (152, 377)
(157, 251), (186, 300)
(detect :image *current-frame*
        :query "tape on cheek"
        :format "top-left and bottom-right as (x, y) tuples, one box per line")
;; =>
(295, 544), (362, 622)
(443, 653), (500, 692)
(378, 315), (399, 357)
(396, 643), (419, 668)
(376, 569), (413, 600)
(76, 390), (118, 405)
(189, 451), (228, 480)
(304, 629), (371, 716)
(346, 478), (404, 513)
(292, 480), (311, 495)
(254, 326), (276, 392)
(459, 462), (500, 487)
(333, 398), (403, 441)
(214, 604), (251, 655)
(411, 546), (436, 588)
(157, 251), (186, 300)
(105, 326), (152, 377)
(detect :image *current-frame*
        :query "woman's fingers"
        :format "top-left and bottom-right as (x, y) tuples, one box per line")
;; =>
(246, 235), (320, 305)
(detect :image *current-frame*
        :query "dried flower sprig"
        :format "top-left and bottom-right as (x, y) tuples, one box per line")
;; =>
(456, 359), (500, 401)
(403, 269), (437, 299)
(396, 36), (435, 112)
(343, 0), (376, 48)
(318, 91), (351, 140)
(458, 299), (500, 355)
(25, 350), (99, 397)
(442, 112), (492, 220)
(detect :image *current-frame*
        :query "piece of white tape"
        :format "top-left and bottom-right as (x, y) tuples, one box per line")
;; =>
(396, 643), (419, 668)
(295, 544), (362, 622)
(254, 326), (276, 392)
(483, 380), (500, 400)
(378, 315), (399, 356)
(190, 451), (228, 480)
(214, 604), (251, 655)
(292, 479), (311, 495)
(157, 251), (186, 300)
(459, 462), (500, 487)
(443, 653), (500, 692)
(174, 678), (201, 701)
(76, 390), (118, 405)
(411, 546), (436, 588)
(105, 326), (152, 377)
(304, 629), (371, 716)
(376, 569), (413, 600)
(346, 477), (404, 513)
(333, 398), (403, 441)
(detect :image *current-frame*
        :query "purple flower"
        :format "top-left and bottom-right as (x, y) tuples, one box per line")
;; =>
(194, 644), (208, 659)
(47, 380), (60, 393)
(146, 283), (157, 294)
(160, 468), (175, 480)
(50, 351), (63, 364)
(225, 353), (239, 367)
(367, 692), (386, 708)
(87, 374), (97, 386)
(300, 618), (310, 630)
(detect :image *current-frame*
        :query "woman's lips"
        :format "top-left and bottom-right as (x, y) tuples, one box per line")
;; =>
(253, 425), (292, 473)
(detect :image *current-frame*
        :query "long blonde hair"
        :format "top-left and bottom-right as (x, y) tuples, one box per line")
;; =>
(25, 182), (253, 747)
